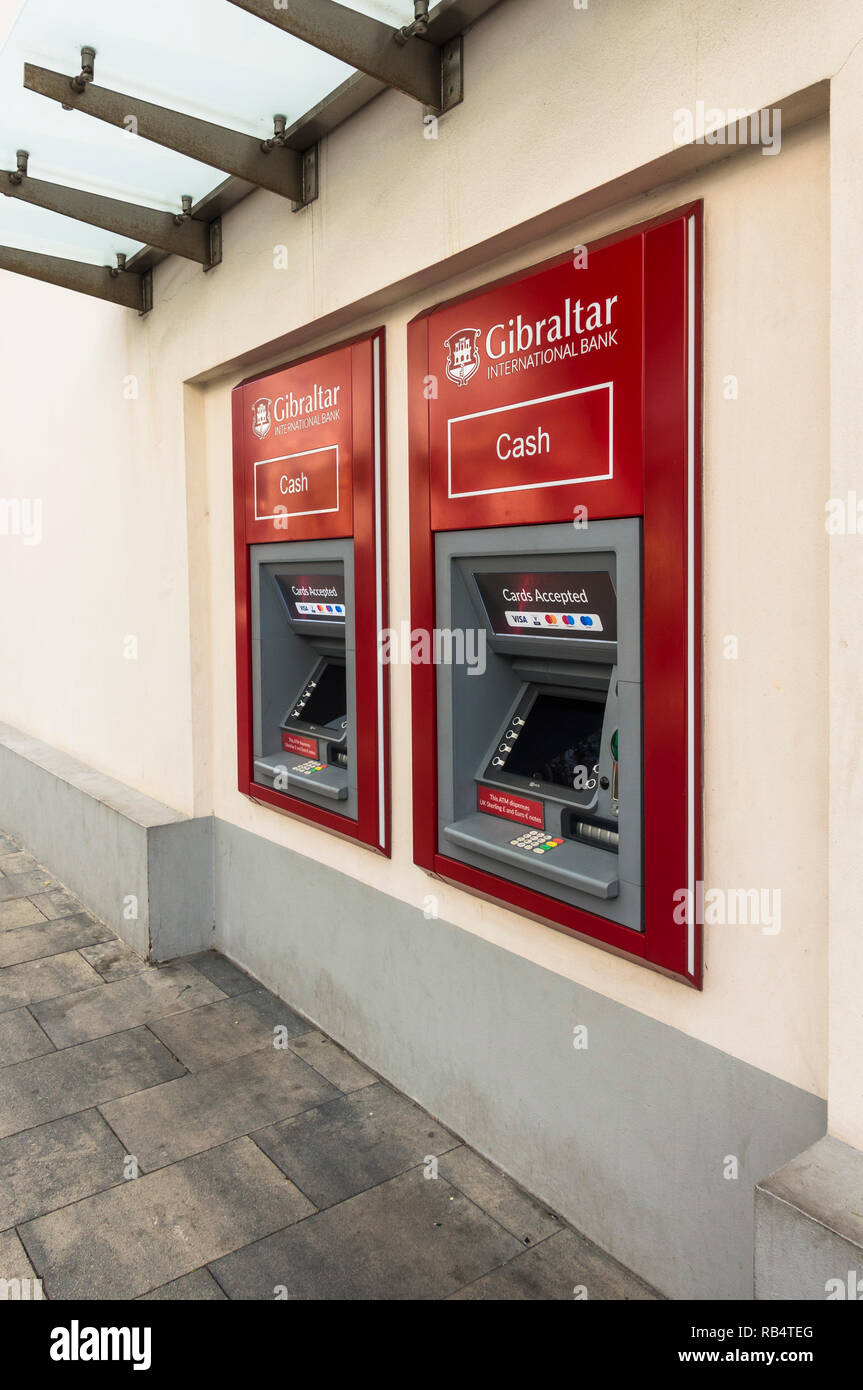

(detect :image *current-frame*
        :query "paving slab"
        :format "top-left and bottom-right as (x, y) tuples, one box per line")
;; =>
(30, 961), (227, 1047)
(0, 898), (47, 931)
(0, 913), (112, 969)
(184, 952), (257, 997)
(447, 1226), (660, 1300)
(0, 1227), (45, 1298)
(437, 1145), (564, 1247)
(28, 889), (86, 921)
(252, 1081), (458, 1210)
(147, 988), (307, 1071)
(0, 1108), (128, 1228)
(0, 949), (102, 1014)
(79, 938), (147, 983)
(0, 834), (19, 856)
(287, 1031), (377, 1092)
(20, 1137), (315, 1300)
(0, 871), (58, 902)
(138, 1268), (227, 1300)
(101, 1046), (339, 1170)
(0, 853), (39, 876)
(0, 1026), (185, 1138)
(0, 1007), (54, 1066)
(212, 1165), (523, 1300)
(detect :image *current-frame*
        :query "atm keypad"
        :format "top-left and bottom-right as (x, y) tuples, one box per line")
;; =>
(293, 760), (328, 775)
(509, 830), (564, 854)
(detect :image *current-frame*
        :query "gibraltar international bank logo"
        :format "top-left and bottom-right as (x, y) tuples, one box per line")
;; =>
(444, 328), (481, 387)
(251, 396), (273, 440)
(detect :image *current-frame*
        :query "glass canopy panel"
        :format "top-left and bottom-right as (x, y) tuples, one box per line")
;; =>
(0, 0), (415, 264)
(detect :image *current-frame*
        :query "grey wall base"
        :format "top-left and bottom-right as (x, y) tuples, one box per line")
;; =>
(0, 724), (828, 1299)
(755, 1135), (863, 1300)
(212, 818), (826, 1301)
(0, 722), (214, 962)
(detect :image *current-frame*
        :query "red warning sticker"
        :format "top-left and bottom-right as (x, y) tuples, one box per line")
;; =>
(477, 785), (544, 828)
(282, 732), (318, 758)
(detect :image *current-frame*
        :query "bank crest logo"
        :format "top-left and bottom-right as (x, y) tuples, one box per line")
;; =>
(251, 396), (273, 440)
(444, 328), (481, 387)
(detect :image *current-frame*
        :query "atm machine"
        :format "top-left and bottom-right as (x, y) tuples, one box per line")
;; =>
(436, 520), (642, 931)
(408, 205), (700, 982)
(250, 542), (357, 817)
(233, 331), (388, 853)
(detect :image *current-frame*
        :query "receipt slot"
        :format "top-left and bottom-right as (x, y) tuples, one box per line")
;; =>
(233, 332), (389, 852)
(408, 206), (702, 983)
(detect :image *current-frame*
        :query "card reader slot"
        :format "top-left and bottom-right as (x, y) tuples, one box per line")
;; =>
(562, 810), (620, 852)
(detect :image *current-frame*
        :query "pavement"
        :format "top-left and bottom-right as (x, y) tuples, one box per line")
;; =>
(0, 829), (659, 1301)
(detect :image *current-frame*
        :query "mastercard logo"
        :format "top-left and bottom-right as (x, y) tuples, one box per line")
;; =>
(544, 614), (557, 624)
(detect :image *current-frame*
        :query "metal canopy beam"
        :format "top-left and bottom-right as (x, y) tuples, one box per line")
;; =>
(23, 64), (314, 204)
(1, 166), (220, 267)
(0, 244), (151, 311)
(225, 0), (461, 112)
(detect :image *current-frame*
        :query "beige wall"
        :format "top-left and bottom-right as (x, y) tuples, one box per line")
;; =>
(189, 121), (829, 1099)
(0, 0), (850, 1109)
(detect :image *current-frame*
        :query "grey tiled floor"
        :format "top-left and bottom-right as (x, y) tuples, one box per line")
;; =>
(0, 830), (659, 1301)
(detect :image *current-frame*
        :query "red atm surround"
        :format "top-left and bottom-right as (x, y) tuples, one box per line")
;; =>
(408, 205), (703, 985)
(232, 329), (390, 854)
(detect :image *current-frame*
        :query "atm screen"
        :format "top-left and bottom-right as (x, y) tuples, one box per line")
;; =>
(503, 693), (603, 789)
(275, 572), (346, 624)
(298, 662), (346, 728)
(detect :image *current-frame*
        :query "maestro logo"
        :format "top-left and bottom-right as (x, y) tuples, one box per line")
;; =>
(251, 396), (273, 441)
(444, 328), (481, 387)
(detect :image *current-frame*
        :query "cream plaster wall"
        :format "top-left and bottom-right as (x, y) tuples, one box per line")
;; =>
(0, 0), (851, 1105)
(194, 120), (829, 1097)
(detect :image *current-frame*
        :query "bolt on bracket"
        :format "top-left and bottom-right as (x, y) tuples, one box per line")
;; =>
(70, 46), (96, 95)
(8, 150), (28, 185)
(395, 0), (430, 46)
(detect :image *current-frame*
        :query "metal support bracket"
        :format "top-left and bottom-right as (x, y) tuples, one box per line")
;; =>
(0, 243), (152, 312)
(256, 115), (318, 210)
(294, 146), (319, 211)
(1, 163), (223, 268)
(24, 62), (307, 202)
(225, 0), (465, 113)
(436, 37), (463, 116)
(70, 45), (95, 95)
